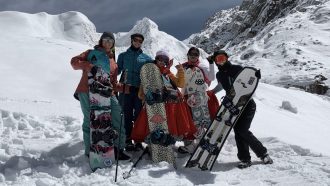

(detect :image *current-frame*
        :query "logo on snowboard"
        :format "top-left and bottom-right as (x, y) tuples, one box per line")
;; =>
(150, 114), (166, 123)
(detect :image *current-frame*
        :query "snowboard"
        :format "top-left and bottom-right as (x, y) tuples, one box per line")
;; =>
(184, 67), (211, 138)
(140, 63), (175, 166)
(87, 50), (116, 171)
(186, 67), (260, 171)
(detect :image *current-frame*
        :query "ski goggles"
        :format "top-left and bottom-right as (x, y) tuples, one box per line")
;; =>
(215, 54), (228, 64)
(156, 55), (170, 65)
(102, 37), (115, 44)
(133, 37), (143, 44)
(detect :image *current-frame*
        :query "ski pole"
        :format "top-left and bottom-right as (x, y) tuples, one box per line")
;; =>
(123, 146), (149, 179)
(115, 69), (128, 182)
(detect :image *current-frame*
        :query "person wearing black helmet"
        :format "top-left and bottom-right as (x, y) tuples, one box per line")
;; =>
(117, 33), (153, 151)
(209, 50), (273, 169)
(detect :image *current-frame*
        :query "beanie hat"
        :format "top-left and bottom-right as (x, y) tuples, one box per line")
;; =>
(155, 50), (170, 66)
(156, 50), (170, 59)
(99, 32), (115, 48)
(187, 47), (200, 56)
(100, 32), (115, 41)
(130, 33), (144, 41)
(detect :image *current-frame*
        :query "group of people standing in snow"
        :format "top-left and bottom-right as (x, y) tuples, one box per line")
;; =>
(71, 32), (273, 169)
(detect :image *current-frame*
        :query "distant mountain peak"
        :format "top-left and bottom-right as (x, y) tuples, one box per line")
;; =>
(131, 17), (159, 34)
(186, 0), (330, 91)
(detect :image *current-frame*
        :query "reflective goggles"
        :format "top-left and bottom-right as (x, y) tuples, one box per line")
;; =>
(215, 54), (227, 64)
(102, 37), (115, 44)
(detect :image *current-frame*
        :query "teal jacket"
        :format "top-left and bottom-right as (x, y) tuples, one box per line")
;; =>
(117, 47), (153, 87)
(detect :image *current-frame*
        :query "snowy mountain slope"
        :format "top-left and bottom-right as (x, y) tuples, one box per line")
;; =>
(0, 11), (330, 185)
(227, 0), (330, 88)
(115, 17), (210, 65)
(186, 0), (330, 90)
(0, 13), (211, 117)
(0, 12), (100, 118)
(0, 29), (89, 117)
(0, 11), (98, 46)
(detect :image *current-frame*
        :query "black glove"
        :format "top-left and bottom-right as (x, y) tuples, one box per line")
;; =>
(207, 55), (214, 64)
(90, 65), (99, 76)
(255, 70), (261, 79)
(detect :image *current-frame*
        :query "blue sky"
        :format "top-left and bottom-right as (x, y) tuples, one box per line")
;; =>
(0, 0), (242, 40)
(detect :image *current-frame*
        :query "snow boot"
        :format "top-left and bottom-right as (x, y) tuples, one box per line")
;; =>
(237, 160), (252, 169)
(261, 154), (273, 164)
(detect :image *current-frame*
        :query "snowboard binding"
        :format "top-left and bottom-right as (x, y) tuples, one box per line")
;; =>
(199, 138), (220, 155)
(222, 96), (240, 115)
(145, 129), (176, 147)
(145, 88), (164, 105)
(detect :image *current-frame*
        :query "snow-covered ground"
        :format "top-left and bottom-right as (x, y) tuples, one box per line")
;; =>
(1, 11), (330, 185)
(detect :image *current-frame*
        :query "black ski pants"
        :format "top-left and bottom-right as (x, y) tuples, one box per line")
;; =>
(119, 87), (142, 143)
(233, 99), (267, 162)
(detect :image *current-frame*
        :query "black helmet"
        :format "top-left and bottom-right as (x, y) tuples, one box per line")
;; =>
(187, 47), (200, 56)
(213, 50), (228, 58)
(130, 33), (144, 41)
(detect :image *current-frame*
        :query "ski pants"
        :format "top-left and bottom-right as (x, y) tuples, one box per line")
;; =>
(118, 88), (142, 143)
(78, 92), (126, 155)
(233, 99), (267, 161)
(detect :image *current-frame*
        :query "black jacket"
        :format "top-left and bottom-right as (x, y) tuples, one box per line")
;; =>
(216, 61), (243, 94)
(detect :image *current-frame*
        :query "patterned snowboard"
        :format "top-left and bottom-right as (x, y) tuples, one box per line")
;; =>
(87, 50), (116, 171)
(140, 63), (175, 166)
(184, 67), (211, 138)
(186, 67), (260, 171)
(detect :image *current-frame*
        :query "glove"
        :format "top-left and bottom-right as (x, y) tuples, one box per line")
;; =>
(90, 65), (99, 76)
(207, 55), (214, 64)
(255, 70), (261, 79)
(175, 63), (184, 70)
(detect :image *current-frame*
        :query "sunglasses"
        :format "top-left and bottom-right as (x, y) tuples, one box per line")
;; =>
(215, 54), (227, 64)
(102, 37), (114, 44)
(188, 55), (199, 60)
(133, 37), (143, 44)
(188, 52), (199, 57)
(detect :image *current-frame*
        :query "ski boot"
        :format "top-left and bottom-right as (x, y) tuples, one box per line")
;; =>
(261, 154), (273, 164)
(237, 160), (252, 169)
